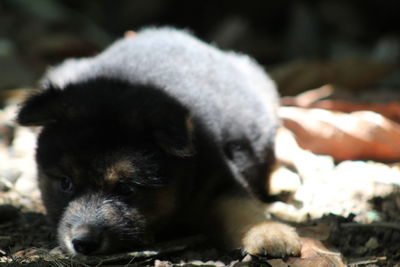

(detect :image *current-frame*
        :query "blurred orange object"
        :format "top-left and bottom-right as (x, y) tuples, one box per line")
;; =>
(280, 106), (400, 162)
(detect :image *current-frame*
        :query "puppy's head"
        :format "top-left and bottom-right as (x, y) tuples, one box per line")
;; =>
(17, 78), (195, 255)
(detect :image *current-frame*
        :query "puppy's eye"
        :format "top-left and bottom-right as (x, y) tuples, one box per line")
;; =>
(59, 176), (74, 193)
(118, 184), (134, 196)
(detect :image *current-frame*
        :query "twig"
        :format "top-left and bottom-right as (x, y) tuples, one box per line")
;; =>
(348, 256), (387, 266)
(340, 222), (400, 231)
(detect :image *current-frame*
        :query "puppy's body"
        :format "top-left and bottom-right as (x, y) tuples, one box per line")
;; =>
(17, 28), (300, 256)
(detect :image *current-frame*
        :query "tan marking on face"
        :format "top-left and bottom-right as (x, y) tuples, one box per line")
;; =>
(105, 159), (135, 183)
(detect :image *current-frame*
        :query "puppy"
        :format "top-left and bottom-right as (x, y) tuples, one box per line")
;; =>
(17, 27), (300, 257)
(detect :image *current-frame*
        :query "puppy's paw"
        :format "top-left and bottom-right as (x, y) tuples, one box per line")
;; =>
(242, 221), (301, 257)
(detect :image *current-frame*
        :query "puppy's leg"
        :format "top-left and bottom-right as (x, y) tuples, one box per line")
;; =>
(214, 196), (301, 257)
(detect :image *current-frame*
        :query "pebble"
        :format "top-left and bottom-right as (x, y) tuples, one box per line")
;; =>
(154, 260), (173, 267)
(365, 237), (380, 250)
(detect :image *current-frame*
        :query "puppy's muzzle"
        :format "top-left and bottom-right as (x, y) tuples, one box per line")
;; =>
(58, 193), (148, 255)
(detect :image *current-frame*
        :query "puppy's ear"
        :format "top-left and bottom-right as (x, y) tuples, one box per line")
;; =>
(150, 108), (195, 158)
(17, 86), (63, 126)
(142, 96), (195, 157)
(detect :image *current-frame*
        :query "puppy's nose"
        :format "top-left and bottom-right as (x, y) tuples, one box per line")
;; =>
(71, 225), (102, 255)
(72, 236), (100, 255)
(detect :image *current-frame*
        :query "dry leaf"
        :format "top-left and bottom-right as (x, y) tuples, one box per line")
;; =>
(301, 100), (400, 124)
(281, 85), (335, 107)
(280, 107), (400, 161)
(281, 85), (400, 123)
(267, 238), (345, 267)
(286, 238), (345, 267)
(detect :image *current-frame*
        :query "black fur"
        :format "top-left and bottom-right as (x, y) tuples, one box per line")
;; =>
(17, 27), (280, 255)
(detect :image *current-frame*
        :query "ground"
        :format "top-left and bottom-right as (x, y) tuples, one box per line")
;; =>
(1, 92), (400, 266)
